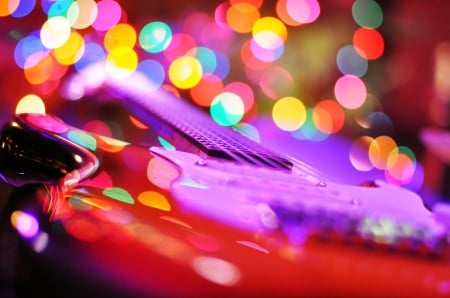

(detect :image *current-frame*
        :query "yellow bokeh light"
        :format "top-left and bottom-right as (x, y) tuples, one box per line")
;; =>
(272, 96), (306, 131)
(368, 135), (397, 170)
(96, 135), (129, 153)
(54, 31), (85, 65)
(138, 191), (171, 211)
(15, 94), (46, 115)
(252, 17), (287, 49)
(105, 46), (138, 79)
(104, 23), (137, 52)
(168, 56), (203, 89)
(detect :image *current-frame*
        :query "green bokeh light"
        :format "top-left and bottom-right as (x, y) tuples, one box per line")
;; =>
(210, 92), (245, 126)
(139, 21), (172, 53)
(67, 130), (97, 151)
(352, 0), (383, 29)
(103, 187), (135, 204)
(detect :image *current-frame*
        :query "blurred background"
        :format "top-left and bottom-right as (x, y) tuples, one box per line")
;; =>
(1, 0), (450, 206)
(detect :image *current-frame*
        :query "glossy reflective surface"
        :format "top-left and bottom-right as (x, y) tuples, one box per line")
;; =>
(1, 113), (450, 297)
(0, 114), (98, 187)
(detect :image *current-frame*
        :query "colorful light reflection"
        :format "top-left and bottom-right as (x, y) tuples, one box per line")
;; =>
(10, 210), (39, 238)
(1, 1), (421, 186)
(139, 21), (172, 53)
(0, 0), (20, 17)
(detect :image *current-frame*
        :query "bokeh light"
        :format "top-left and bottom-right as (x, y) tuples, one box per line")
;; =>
(210, 50), (230, 79)
(14, 33), (48, 69)
(334, 74), (367, 109)
(67, 129), (97, 151)
(252, 17), (287, 50)
(92, 0), (122, 31)
(352, 0), (383, 29)
(40, 16), (72, 49)
(10, 211), (39, 238)
(103, 187), (135, 204)
(385, 146), (417, 185)
(15, 94), (46, 114)
(336, 45), (368, 77)
(226, 2), (260, 33)
(96, 135), (128, 152)
(259, 65), (294, 99)
(187, 46), (217, 75)
(168, 55), (203, 89)
(158, 136), (175, 150)
(353, 28), (384, 60)
(105, 46), (138, 79)
(250, 37), (284, 62)
(192, 256), (240, 286)
(83, 120), (112, 137)
(313, 99), (345, 134)
(190, 75), (224, 107)
(24, 54), (55, 85)
(11, 0), (36, 17)
(53, 31), (85, 65)
(285, 0), (321, 24)
(272, 96), (306, 131)
(47, 0), (73, 18)
(365, 111), (394, 136)
(349, 136), (374, 171)
(229, 0), (263, 8)
(368, 135), (397, 170)
(210, 92), (245, 126)
(139, 21), (172, 53)
(147, 158), (180, 190)
(138, 191), (171, 211)
(276, 0), (300, 26)
(224, 81), (254, 112)
(74, 42), (106, 72)
(1, 0), (419, 188)
(163, 33), (196, 62)
(67, 0), (98, 29)
(104, 23), (137, 52)
(292, 108), (329, 141)
(0, 0), (20, 17)
(136, 59), (165, 91)
(214, 1), (230, 26)
(241, 38), (271, 72)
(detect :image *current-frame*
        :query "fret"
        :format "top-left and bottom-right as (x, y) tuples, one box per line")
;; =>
(107, 73), (294, 171)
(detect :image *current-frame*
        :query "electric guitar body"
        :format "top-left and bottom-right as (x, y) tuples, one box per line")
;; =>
(1, 69), (450, 297)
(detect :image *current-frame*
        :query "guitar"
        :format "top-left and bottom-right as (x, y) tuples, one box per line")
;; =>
(1, 66), (450, 297)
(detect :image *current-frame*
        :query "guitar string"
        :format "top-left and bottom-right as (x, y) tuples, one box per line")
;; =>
(105, 75), (283, 168)
(105, 72), (326, 184)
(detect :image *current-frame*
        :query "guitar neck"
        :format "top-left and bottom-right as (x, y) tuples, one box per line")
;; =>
(105, 72), (293, 171)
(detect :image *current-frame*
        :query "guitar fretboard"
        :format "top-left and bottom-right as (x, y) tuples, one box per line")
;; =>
(106, 74), (293, 171)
